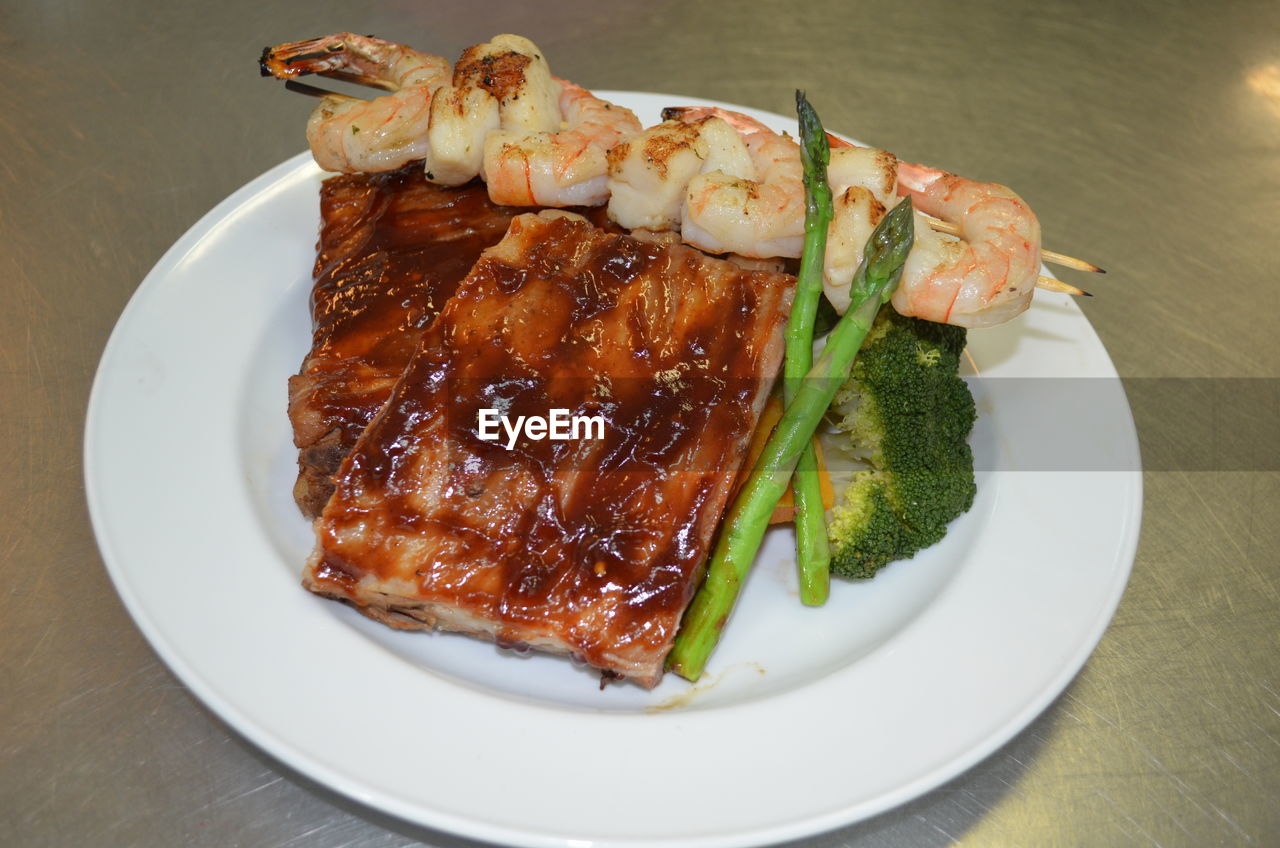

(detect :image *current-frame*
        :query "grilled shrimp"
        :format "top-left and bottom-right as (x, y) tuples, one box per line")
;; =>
(260, 33), (450, 173)
(483, 77), (643, 206)
(617, 105), (1040, 327)
(822, 145), (898, 313)
(617, 106), (903, 313)
(421, 84), (500, 186)
(889, 161), (1041, 327)
(421, 33), (566, 189)
(665, 106), (807, 259)
(606, 117), (754, 231)
(454, 34), (561, 135)
(423, 34), (640, 206)
(819, 133), (1041, 327)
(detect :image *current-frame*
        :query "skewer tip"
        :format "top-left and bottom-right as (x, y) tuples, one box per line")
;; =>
(1036, 276), (1090, 297)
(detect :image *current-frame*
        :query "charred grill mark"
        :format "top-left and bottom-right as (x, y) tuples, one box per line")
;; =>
(453, 47), (533, 101)
(605, 139), (631, 172)
(643, 121), (703, 180)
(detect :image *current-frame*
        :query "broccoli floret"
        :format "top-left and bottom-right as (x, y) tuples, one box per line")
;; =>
(825, 307), (977, 579)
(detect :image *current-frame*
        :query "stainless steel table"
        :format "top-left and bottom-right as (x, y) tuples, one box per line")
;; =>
(3, 1), (1277, 844)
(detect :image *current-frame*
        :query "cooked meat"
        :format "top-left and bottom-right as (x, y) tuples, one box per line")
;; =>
(288, 168), (527, 517)
(303, 212), (795, 686)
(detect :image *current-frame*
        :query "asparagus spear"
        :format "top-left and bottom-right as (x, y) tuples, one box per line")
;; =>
(789, 91), (834, 606)
(668, 197), (914, 682)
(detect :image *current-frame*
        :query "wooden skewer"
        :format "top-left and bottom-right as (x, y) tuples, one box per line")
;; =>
(925, 217), (1105, 274)
(283, 80), (361, 101)
(1038, 249), (1104, 275)
(1037, 276), (1090, 296)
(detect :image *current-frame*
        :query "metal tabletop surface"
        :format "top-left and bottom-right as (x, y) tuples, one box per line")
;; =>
(3, 0), (1277, 845)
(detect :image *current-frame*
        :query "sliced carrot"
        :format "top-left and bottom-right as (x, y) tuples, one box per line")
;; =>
(769, 436), (834, 524)
(813, 437), (836, 509)
(740, 393), (784, 486)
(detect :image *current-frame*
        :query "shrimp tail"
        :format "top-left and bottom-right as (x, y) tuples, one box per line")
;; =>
(260, 35), (348, 79)
(262, 33), (451, 173)
(895, 160), (951, 198)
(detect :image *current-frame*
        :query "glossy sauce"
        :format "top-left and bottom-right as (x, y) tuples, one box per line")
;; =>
(290, 168), (609, 515)
(295, 169), (525, 448)
(309, 213), (795, 681)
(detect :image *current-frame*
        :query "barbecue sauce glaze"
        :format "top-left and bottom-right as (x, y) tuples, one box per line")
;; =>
(309, 213), (794, 683)
(291, 168), (609, 515)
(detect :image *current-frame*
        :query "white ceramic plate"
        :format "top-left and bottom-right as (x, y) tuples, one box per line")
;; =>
(85, 93), (1142, 847)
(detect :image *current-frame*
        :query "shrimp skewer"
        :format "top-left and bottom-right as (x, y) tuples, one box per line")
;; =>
(656, 106), (900, 303)
(262, 37), (1079, 320)
(260, 33), (451, 174)
(623, 105), (1046, 328)
(633, 106), (902, 313)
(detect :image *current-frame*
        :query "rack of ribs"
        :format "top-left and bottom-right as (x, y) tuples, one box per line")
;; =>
(303, 212), (795, 686)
